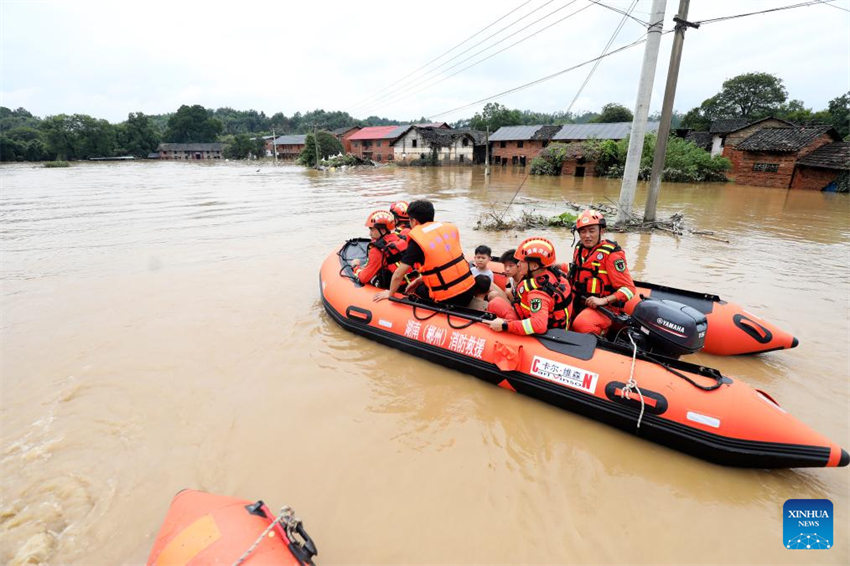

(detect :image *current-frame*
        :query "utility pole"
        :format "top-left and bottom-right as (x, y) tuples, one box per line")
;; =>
(644, 0), (698, 222)
(272, 128), (278, 165)
(616, 0), (667, 226)
(313, 125), (321, 169)
(485, 126), (490, 176)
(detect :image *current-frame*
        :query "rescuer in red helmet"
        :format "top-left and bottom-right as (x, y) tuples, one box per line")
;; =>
(350, 210), (409, 287)
(389, 201), (411, 237)
(487, 237), (573, 335)
(568, 209), (636, 335)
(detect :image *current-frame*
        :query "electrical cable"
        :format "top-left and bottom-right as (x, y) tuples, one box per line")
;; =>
(367, 1), (593, 115)
(349, 0), (558, 114)
(347, 1), (533, 111)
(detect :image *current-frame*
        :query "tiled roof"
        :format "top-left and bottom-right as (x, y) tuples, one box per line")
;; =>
(685, 131), (712, 151)
(736, 126), (839, 152)
(415, 122), (450, 129)
(349, 125), (411, 141)
(272, 135), (306, 145)
(552, 121), (659, 141)
(709, 119), (751, 134)
(489, 125), (548, 142)
(795, 142), (850, 170)
(533, 125), (562, 141)
(157, 143), (223, 151)
(709, 117), (794, 135)
(331, 126), (361, 136)
(416, 128), (485, 147)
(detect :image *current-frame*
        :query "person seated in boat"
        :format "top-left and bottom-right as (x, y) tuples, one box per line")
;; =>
(467, 274), (493, 311)
(350, 210), (409, 288)
(499, 249), (527, 300)
(373, 199), (476, 307)
(470, 245), (494, 283)
(568, 209), (636, 335)
(389, 201), (411, 237)
(487, 237), (573, 335)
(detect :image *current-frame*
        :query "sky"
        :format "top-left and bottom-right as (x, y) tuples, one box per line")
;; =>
(1, 0), (849, 124)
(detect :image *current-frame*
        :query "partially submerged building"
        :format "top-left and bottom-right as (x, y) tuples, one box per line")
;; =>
(157, 143), (223, 160)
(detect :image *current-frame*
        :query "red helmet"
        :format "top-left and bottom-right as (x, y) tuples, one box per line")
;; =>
(389, 201), (409, 221)
(575, 209), (606, 230)
(365, 210), (396, 231)
(514, 237), (557, 267)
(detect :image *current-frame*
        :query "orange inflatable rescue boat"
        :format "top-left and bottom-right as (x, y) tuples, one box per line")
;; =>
(147, 489), (317, 565)
(321, 239), (847, 468)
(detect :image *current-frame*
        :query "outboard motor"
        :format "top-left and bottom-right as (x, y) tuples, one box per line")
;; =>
(628, 298), (707, 357)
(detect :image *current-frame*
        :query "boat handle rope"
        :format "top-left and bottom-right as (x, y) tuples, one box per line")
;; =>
(620, 332), (646, 429)
(232, 505), (317, 566)
(644, 353), (725, 391)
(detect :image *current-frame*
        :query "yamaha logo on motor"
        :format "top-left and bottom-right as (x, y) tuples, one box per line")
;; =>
(656, 317), (685, 334)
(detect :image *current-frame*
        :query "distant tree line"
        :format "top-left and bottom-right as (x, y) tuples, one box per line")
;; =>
(2, 71), (846, 162)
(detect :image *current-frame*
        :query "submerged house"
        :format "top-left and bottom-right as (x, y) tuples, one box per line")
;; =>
(268, 135), (307, 160)
(728, 125), (843, 188)
(348, 126), (410, 162)
(489, 125), (561, 167)
(331, 126), (361, 154)
(393, 126), (485, 164)
(789, 141), (849, 191)
(709, 117), (793, 157)
(157, 143), (223, 160)
(549, 121), (660, 177)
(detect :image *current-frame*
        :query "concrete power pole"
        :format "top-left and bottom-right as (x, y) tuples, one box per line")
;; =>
(485, 126), (490, 176)
(615, 0), (667, 226)
(314, 125), (321, 169)
(644, 0), (698, 222)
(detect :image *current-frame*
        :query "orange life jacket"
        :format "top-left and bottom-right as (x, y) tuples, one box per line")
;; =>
(371, 232), (408, 272)
(570, 239), (621, 299)
(514, 267), (573, 329)
(407, 221), (474, 302)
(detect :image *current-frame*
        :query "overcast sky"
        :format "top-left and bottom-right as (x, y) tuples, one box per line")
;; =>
(1, 0), (848, 124)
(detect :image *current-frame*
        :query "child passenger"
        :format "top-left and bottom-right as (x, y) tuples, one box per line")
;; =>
(470, 245), (494, 282)
(467, 274), (493, 311)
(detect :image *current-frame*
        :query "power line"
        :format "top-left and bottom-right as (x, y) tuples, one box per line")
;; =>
(696, 0), (841, 25)
(586, 0), (648, 26)
(426, 32), (656, 120)
(566, 0), (640, 113)
(347, 0), (533, 111)
(366, 1), (594, 116)
(817, 0), (850, 11)
(349, 0), (559, 115)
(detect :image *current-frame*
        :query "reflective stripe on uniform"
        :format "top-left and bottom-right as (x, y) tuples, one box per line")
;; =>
(619, 286), (634, 300)
(521, 319), (535, 334)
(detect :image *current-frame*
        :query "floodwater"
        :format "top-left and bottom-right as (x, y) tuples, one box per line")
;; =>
(1, 160), (848, 565)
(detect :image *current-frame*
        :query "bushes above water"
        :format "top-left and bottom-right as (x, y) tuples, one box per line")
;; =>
(530, 135), (731, 182)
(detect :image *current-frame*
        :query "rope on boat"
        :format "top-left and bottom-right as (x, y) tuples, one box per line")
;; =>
(620, 332), (646, 429)
(232, 505), (298, 566)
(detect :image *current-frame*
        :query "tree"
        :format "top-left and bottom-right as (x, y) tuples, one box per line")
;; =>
(469, 102), (523, 131)
(223, 134), (266, 159)
(827, 92), (849, 138)
(116, 112), (160, 157)
(299, 131), (343, 167)
(164, 104), (223, 142)
(685, 72), (788, 127)
(591, 103), (633, 123)
(40, 114), (116, 160)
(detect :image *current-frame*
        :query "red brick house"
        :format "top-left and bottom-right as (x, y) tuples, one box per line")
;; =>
(332, 126), (361, 154)
(348, 126), (412, 162)
(790, 142), (850, 191)
(267, 135), (306, 160)
(490, 125), (561, 167)
(550, 121), (659, 176)
(709, 117), (793, 157)
(729, 125), (842, 188)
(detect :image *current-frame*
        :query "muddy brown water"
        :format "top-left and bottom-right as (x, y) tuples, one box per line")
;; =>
(1, 161), (848, 565)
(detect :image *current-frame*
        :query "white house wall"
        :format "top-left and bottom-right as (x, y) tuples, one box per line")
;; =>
(393, 132), (476, 163)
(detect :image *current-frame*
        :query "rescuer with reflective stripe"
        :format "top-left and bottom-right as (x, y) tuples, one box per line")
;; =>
(374, 199), (475, 307)
(389, 201), (411, 237)
(568, 209), (636, 335)
(488, 237), (573, 335)
(351, 210), (409, 287)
